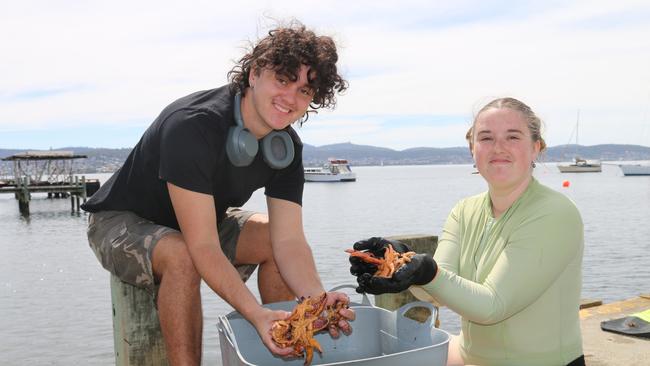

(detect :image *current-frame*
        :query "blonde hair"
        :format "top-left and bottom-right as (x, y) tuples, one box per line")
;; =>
(466, 97), (547, 154)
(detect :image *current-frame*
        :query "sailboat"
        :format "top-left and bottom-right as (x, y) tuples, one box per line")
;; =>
(558, 111), (602, 173)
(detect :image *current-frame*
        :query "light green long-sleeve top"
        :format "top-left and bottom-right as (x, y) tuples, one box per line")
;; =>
(418, 178), (583, 365)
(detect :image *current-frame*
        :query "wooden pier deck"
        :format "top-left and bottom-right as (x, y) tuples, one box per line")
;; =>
(0, 182), (87, 195)
(0, 177), (93, 215)
(580, 294), (650, 366)
(1, 150), (100, 215)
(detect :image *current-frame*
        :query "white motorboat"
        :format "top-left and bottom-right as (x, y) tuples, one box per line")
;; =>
(304, 158), (356, 182)
(619, 164), (650, 176)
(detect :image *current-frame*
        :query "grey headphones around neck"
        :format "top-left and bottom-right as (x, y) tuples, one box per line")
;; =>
(226, 92), (295, 169)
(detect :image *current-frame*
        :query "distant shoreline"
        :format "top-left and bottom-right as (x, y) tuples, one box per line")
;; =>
(4, 160), (647, 176)
(2, 143), (650, 174)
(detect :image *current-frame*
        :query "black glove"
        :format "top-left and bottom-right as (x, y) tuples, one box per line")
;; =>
(349, 237), (412, 277)
(355, 254), (438, 295)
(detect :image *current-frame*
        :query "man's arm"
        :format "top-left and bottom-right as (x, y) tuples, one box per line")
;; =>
(266, 196), (355, 336)
(266, 196), (325, 297)
(167, 182), (292, 355)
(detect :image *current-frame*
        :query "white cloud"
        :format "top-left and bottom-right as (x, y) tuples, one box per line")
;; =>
(1, 0), (649, 149)
(297, 116), (470, 150)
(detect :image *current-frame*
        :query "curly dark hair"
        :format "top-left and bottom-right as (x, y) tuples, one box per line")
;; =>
(228, 21), (348, 122)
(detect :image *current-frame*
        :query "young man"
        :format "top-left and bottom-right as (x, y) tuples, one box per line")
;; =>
(82, 22), (353, 365)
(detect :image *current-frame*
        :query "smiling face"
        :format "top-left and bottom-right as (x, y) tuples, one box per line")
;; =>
(472, 107), (541, 193)
(241, 65), (315, 138)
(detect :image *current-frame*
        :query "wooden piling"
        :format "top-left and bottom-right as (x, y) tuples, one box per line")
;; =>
(18, 199), (30, 216)
(81, 175), (87, 203)
(110, 275), (168, 366)
(374, 234), (439, 324)
(18, 177), (30, 216)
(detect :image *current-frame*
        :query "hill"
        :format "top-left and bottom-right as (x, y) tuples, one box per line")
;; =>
(1, 143), (649, 173)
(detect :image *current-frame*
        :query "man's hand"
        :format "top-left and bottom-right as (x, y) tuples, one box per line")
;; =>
(253, 292), (355, 356)
(324, 291), (355, 338)
(356, 254), (438, 295)
(349, 237), (412, 277)
(250, 307), (295, 357)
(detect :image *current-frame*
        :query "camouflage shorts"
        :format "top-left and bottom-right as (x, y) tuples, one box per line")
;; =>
(87, 208), (258, 298)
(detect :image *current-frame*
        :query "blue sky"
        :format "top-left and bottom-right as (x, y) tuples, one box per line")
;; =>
(2, 0), (650, 150)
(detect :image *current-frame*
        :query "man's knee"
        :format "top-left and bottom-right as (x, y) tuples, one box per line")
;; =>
(153, 232), (200, 284)
(236, 213), (273, 264)
(244, 213), (270, 239)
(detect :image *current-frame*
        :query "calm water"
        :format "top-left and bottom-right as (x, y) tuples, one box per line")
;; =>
(1, 163), (649, 365)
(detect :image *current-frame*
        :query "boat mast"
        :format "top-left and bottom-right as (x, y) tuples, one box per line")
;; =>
(576, 109), (580, 146)
(574, 109), (580, 160)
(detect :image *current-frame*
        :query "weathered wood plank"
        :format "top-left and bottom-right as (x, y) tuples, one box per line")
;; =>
(580, 298), (603, 309)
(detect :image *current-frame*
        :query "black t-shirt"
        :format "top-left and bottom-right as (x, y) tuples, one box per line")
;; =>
(82, 85), (305, 229)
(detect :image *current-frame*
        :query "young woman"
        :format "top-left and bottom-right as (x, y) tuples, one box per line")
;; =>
(351, 98), (585, 366)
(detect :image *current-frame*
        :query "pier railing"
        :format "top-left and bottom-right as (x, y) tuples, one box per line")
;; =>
(0, 175), (89, 215)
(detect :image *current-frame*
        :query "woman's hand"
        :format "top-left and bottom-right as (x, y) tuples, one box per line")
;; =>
(356, 254), (438, 295)
(349, 237), (411, 277)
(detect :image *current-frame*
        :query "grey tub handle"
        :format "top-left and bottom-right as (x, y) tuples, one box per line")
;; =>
(328, 283), (372, 305)
(395, 301), (438, 347)
(218, 315), (239, 350)
(396, 301), (437, 322)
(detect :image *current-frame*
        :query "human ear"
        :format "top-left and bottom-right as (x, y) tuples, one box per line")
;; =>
(248, 67), (258, 88)
(532, 140), (541, 160)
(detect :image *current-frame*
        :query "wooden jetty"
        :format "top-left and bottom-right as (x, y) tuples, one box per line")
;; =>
(0, 150), (100, 215)
(580, 294), (650, 365)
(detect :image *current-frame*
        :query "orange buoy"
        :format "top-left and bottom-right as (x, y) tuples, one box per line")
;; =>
(562, 180), (570, 188)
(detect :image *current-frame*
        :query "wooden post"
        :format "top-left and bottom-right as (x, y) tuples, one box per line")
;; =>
(18, 198), (30, 216)
(374, 234), (438, 323)
(73, 176), (80, 212)
(18, 176), (30, 216)
(81, 175), (87, 203)
(110, 275), (168, 366)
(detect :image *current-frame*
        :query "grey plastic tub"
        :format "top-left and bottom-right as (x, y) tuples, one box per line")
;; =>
(217, 285), (450, 366)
